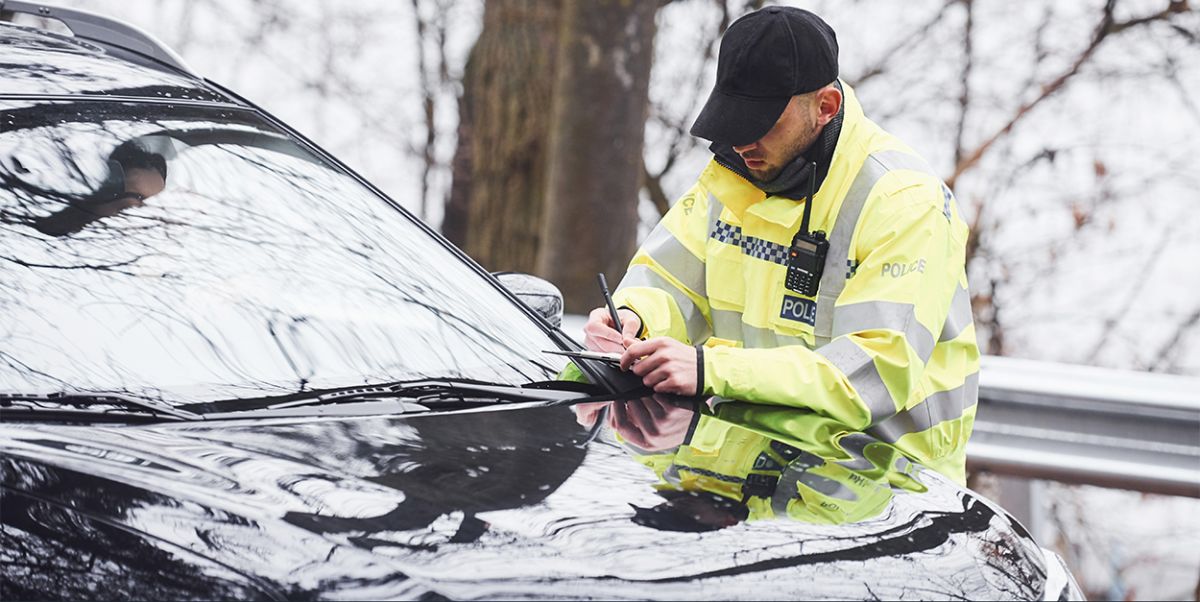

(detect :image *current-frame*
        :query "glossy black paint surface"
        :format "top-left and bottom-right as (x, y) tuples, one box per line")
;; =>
(3, 402), (1047, 600)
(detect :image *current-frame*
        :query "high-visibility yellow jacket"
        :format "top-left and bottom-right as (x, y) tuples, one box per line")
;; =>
(625, 411), (913, 526)
(614, 82), (980, 485)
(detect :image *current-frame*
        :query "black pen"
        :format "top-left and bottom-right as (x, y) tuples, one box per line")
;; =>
(597, 272), (622, 334)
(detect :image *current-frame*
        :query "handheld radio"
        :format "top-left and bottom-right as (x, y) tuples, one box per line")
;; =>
(785, 162), (828, 297)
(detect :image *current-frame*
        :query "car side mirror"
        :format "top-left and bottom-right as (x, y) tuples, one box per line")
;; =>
(494, 272), (564, 328)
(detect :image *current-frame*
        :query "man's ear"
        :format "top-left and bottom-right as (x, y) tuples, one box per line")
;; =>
(815, 85), (842, 127)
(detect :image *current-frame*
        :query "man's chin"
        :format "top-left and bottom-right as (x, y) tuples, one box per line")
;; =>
(748, 166), (780, 182)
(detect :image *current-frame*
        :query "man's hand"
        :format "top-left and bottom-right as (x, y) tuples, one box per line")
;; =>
(572, 401), (609, 429)
(610, 395), (696, 452)
(621, 337), (699, 395)
(583, 307), (641, 353)
(571, 396), (697, 452)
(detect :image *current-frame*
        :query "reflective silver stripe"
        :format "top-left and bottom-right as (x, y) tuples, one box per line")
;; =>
(710, 308), (743, 340)
(797, 472), (858, 502)
(662, 463), (682, 485)
(835, 432), (878, 471)
(892, 456), (915, 480)
(710, 308), (809, 349)
(867, 371), (980, 444)
(773, 453), (857, 513)
(640, 223), (706, 298)
(836, 433), (920, 481)
(813, 156), (887, 346)
(706, 192), (724, 232)
(941, 183), (954, 221)
(940, 284), (973, 342)
(815, 337), (898, 424)
(742, 322), (807, 349)
(814, 150), (939, 346)
(833, 301), (936, 362)
(617, 264), (711, 344)
(772, 450), (822, 514)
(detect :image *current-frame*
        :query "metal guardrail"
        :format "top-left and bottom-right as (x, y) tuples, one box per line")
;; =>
(968, 355), (1200, 498)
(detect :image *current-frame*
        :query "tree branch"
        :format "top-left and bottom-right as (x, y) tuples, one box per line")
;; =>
(411, 0), (439, 221)
(953, 0), (974, 166)
(1149, 308), (1200, 372)
(846, 0), (957, 87)
(642, 159), (671, 217)
(947, 0), (1190, 189)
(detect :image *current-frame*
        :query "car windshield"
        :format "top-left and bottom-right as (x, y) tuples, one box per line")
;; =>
(0, 99), (563, 405)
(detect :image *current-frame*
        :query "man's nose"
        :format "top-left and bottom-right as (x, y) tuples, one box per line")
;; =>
(732, 141), (758, 155)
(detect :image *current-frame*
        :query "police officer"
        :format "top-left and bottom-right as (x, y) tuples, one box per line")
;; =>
(582, 7), (980, 484)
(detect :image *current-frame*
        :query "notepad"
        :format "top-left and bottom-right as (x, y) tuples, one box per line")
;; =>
(542, 349), (623, 365)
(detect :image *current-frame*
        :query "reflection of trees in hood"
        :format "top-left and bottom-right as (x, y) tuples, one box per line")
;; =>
(33, 141), (168, 237)
(1, 462), (283, 600)
(284, 407), (589, 540)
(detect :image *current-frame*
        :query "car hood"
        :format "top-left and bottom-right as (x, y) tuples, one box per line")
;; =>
(1, 402), (1050, 600)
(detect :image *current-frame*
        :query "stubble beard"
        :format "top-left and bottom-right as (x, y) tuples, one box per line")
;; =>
(750, 119), (822, 182)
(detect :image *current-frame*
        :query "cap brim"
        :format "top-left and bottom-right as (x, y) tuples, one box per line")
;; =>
(690, 89), (790, 147)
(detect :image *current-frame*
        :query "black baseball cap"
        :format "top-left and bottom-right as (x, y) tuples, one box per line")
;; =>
(690, 7), (839, 146)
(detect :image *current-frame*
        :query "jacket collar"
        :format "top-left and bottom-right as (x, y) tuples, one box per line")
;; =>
(702, 80), (866, 226)
(709, 80), (845, 201)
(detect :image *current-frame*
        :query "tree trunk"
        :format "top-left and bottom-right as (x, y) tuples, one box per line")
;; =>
(442, 87), (471, 248)
(444, 0), (562, 272)
(537, 0), (657, 313)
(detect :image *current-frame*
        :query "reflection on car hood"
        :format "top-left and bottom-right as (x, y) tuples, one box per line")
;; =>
(0, 403), (1047, 600)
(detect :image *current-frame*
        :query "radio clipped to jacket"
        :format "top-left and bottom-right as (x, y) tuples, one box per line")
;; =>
(785, 230), (828, 296)
(785, 160), (828, 297)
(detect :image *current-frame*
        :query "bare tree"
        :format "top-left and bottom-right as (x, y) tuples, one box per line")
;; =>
(444, 0), (563, 272)
(537, 0), (659, 312)
(411, 0), (454, 222)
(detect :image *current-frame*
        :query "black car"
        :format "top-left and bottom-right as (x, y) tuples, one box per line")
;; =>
(0, 4), (1082, 600)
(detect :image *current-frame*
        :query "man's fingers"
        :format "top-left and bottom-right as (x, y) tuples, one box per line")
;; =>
(652, 375), (684, 394)
(630, 351), (670, 377)
(572, 402), (608, 428)
(584, 307), (627, 352)
(609, 398), (629, 428)
(583, 322), (621, 338)
(584, 327), (622, 346)
(588, 307), (614, 328)
(623, 399), (658, 436)
(642, 367), (672, 389)
(620, 337), (670, 370)
(624, 337), (668, 357)
(644, 395), (671, 421)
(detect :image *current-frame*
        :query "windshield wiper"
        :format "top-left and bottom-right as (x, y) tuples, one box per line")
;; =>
(2, 380), (655, 423)
(262, 378), (607, 411)
(0, 391), (201, 422)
